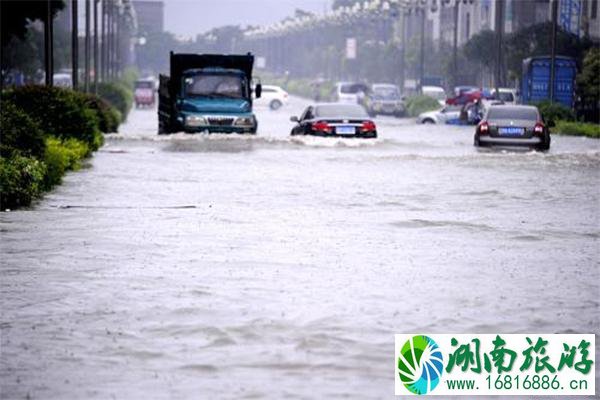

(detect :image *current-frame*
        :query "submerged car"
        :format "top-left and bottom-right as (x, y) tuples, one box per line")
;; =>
(290, 103), (377, 138)
(365, 83), (405, 117)
(474, 105), (550, 150)
(417, 105), (461, 124)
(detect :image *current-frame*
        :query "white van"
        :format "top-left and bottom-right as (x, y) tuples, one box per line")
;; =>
(422, 85), (447, 106)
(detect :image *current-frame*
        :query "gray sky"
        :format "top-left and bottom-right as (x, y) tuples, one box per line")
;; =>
(163, 0), (332, 38)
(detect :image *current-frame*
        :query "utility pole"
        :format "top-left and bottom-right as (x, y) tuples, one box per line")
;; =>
(84, 0), (91, 91)
(419, 7), (425, 94)
(550, 0), (558, 103)
(101, 0), (106, 81)
(494, 0), (504, 98)
(45, 0), (54, 86)
(452, 1), (459, 90)
(71, 0), (78, 89)
(399, 10), (406, 93)
(93, 0), (98, 92)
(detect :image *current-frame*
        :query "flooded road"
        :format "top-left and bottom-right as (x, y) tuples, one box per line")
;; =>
(1, 96), (599, 399)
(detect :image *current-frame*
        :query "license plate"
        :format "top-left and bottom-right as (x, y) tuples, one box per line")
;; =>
(498, 127), (525, 136)
(336, 126), (355, 135)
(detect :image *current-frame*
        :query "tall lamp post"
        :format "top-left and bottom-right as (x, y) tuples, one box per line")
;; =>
(71, 0), (78, 89)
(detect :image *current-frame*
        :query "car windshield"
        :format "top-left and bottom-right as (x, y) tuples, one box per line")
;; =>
(373, 87), (400, 99)
(184, 73), (245, 98)
(497, 92), (514, 102)
(135, 81), (153, 89)
(340, 83), (367, 94)
(488, 107), (538, 121)
(315, 104), (368, 118)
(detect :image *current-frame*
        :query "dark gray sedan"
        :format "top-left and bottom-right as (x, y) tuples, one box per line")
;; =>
(474, 105), (550, 150)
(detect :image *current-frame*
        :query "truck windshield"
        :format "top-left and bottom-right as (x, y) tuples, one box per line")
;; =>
(184, 74), (244, 99)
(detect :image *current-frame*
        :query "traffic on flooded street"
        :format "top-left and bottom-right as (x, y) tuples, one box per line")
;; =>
(1, 0), (599, 399)
(2, 95), (599, 399)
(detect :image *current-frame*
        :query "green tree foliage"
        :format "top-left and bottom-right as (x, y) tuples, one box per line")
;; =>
(463, 30), (497, 70)
(576, 47), (600, 101)
(504, 22), (593, 80)
(0, 0), (64, 47)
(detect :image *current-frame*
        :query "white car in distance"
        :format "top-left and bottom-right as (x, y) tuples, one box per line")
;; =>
(253, 85), (288, 110)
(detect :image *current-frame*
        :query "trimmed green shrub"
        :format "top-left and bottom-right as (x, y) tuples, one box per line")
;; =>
(74, 92), (120, 133)
(0, 154), (46, 210)
(42, 137), (89, 189)
(533, 101), (575, 127)
(96, 82), (133, 121)
(553, 120), (600, 138)
(406, 95), (442, 117)
(0, 101), (46, 159)
(2, 85), (100, 148)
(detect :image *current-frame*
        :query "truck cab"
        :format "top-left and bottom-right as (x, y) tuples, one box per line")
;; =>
(158, 52), (261, 134)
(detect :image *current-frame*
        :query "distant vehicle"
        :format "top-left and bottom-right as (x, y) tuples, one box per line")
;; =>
(454, 86), (479, 96)
(158, 52), (262, 134)
(474, 105), (550, 150)
(521, 56), (577, 108)
(334, 82), (369, 104)
(489, 88), (518, 104)
(53, 73), (72, 88)
(365, 83), (405, 117)
(422, 85), (447, 106)
(134, 79), (156, 108)
(253, 84), (288, 110)
(417, 105), (460, 124)
(290, 103), (377, 138)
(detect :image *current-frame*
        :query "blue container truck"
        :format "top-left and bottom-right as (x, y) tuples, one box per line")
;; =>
(158, 52), (262, 134)
(521, 56), (577, 108)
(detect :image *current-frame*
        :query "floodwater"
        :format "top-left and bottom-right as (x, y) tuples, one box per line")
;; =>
(1, 96), (598, 399)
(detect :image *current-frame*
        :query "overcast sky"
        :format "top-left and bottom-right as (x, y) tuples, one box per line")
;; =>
(163, 0), (332, 38)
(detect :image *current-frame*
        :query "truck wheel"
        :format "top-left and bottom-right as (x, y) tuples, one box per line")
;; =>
(158, 123), (169, 135)
(270, 100), (282, 110)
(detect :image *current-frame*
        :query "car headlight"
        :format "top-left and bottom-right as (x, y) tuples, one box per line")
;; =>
(233, 116), (255, 127)
(186, 115), (208, 127)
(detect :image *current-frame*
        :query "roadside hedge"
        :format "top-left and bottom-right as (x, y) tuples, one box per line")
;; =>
(0, 154), (46, 210)
(553, 120), (600, 138)
(1, 84), (125, 210)
(534, 101), (576, 127)
(0, 102), (46, 159)
(2, 86), (102, 150)
(96, 82), (133, 122)
(406, 95), (442, 117)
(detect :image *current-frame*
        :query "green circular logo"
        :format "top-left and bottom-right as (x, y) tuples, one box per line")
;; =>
(397, 335), (444, 395)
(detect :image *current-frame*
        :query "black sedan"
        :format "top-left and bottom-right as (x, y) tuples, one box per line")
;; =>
(474, 105), (550, 151)
(290, 103), (377, 138)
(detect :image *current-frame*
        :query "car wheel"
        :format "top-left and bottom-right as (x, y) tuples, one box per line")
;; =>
(422, 118), (435, 124)
(474, 135), (480, 147)
(536, 134), (551, 151)
(270, 100), (282, 110)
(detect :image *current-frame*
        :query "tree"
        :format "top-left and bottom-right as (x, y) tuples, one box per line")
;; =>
(577, 47), (600, 101)
(1, 0), (64, 47)
(463, 30), (497, 70)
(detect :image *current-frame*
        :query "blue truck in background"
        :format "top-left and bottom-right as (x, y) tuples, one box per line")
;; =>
(521, 56), (577, 108)
(158, 52), (262, 134)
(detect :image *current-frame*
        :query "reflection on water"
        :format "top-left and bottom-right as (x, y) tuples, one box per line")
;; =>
(1, 97), (598, 399)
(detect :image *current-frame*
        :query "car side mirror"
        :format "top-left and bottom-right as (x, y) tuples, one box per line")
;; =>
(255, 83), (262, 99)
(290, 116), (299, 123)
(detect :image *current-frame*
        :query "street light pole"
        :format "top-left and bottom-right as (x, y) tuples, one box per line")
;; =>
(452, 1), (459, 90)
(93, 0), (98, 92)
(494, 0), (504, 98)
(84, 0), (90, 91)
(71, 0), (78, 89)
(419, 7), (425, 93)
(550, 0), (558, 103)
(45, 0), (54, 86)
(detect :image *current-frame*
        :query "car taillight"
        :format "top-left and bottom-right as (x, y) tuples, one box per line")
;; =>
(534, 122), (545, 135)
(479, 121), (489, 134)
(312, 121), (331, 133)
(361, 120), (376, 132)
